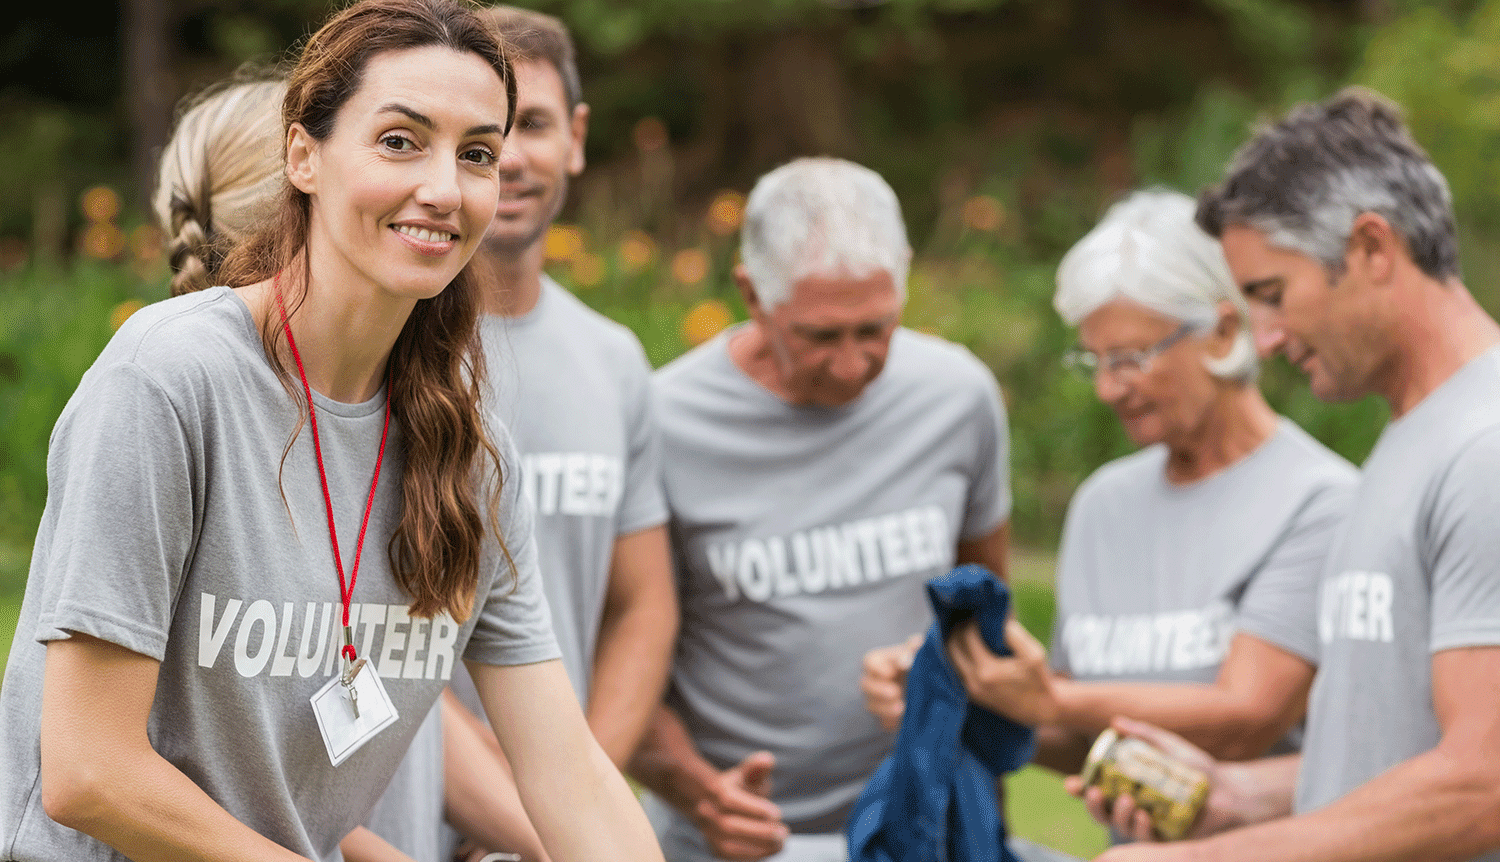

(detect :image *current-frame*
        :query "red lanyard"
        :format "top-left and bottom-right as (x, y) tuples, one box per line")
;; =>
(274, 275), (391, 667)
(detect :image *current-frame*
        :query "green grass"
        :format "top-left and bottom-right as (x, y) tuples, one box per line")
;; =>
(1007, 765), (1109, 857)
(0, 591), (17, 673)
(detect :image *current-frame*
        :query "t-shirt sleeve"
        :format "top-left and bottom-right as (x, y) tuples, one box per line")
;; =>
(1426, 427), (1500, 652)
(33, 362), (197, 660)
(960, 367), (1013, 541)
(463, 429), (562, 667)
(1047, 487), (1091, 677)
(614, 340), (668, 537)
(1236, 479), (1353, 664)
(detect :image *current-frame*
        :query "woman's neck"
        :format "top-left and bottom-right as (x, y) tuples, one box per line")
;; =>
(1163, 385), (1279, 485)
(242, 261), (414, 404)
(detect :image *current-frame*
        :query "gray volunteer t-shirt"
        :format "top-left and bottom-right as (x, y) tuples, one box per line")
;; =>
(655, 325), (1012, 833)
(363, 702), (444, 861)
(0, 286), (558, 862)
(372, 276), (666, 857)
(1051, 419), (1355, 699)
(473, 276), (667, 700)
(1296, 348), (1500, 859)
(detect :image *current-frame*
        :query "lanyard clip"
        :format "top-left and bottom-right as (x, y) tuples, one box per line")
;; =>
(341, 625), (359, 682)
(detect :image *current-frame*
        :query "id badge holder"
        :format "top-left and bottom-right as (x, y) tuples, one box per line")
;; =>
(310, 662), (399, 766)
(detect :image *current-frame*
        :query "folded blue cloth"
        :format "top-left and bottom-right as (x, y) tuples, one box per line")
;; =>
(847, 565), (1037, 862)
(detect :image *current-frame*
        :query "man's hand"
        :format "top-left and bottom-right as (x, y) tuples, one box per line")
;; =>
(861, 633), (924, 731)
(1065, 717), (1262, 844)
(946, 618), (1060, 726)
(687, 751), (788, 861)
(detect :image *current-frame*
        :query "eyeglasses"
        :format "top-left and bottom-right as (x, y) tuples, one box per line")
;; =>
(1062, 323), (1196, 380)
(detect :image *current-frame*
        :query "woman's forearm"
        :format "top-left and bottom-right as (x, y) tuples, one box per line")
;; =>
(468, 659), (664, 862)
(42, 635), (312, 862)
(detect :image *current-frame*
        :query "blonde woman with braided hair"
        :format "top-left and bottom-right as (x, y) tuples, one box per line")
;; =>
(153, 75), (286, 297)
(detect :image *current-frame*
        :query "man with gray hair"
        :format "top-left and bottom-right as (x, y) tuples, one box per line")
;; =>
(629, 157), (1014, 861)
(1084, 88), (1500, 862)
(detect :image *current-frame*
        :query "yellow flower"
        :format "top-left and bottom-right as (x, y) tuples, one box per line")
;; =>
(571, 253), (606, 288)
(110, 299), (144, 331)
(618, 230), (657, 273)
(544, 224), (586, 263)
(81, 185), (121, 224)
(705, 190), (746, 237)
(671, 248), (711, 286)
(81, 222), (126, 260)
(962, 195), (1005, 233)
(681, 299), (734, 346)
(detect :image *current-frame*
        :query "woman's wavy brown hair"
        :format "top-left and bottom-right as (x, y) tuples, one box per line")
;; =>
(218, 0), (517, 621)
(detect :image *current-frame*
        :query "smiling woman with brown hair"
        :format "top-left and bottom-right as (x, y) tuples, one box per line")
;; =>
(0, 2), (661, 860)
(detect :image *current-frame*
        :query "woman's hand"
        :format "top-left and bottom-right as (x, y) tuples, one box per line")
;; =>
(946, 617), (1061, 726)
(860, 633), (924, 731)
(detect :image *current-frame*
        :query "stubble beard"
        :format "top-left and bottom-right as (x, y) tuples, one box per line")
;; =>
(484, 173), (571, 260)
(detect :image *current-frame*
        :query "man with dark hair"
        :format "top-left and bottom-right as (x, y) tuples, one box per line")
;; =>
(1086, 87), (1500, 862)
(366, 6), (677, 860)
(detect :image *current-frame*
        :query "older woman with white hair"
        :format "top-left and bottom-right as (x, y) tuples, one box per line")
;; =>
(863, 189), (1356, 782)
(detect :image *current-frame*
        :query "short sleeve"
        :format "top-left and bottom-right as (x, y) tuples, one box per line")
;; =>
(33, 362), (198, 660)
(1236, 481), (1353, 664)
(1425, 427), (1500, 653)
(614, 338), (668, 537)
(463, 427), (562, 667)
(1047, 490), (1089, 677)
(960, 367), (1013, 541)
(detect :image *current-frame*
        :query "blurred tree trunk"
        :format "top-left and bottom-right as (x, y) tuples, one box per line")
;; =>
(124, 0), (173, 216)
(674, 28), (855, 201)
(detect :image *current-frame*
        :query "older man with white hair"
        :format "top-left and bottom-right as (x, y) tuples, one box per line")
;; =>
(864, 190), (1356, 801)
(629, 157), (1015, 862)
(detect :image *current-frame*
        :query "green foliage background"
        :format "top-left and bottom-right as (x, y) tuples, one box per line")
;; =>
(14, 0), (1500, 596)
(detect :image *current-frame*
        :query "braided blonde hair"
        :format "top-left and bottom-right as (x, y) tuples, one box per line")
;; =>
(153, 77), (286, 296)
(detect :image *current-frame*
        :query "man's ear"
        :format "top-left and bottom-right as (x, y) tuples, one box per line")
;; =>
(568, 102), (590, 177)
(734, 264), (764, 321)
(286, 123), (319, 195)
(1346, 211), (1400, 286)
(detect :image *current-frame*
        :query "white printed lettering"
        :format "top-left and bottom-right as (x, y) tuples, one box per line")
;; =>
(531, 454), (564, 515)
(426, 614), (458, 680)
(379, 604), (411, 679)
(269, 602), (298, 677)
(297, 602), (332, 678)
(737, 539), (774, 602)
(825, 526), (862, 588)
(699, 505), (955, 604)
(879, 514), (911, 577)
(1367, 573), (1394, 642)
(791, 532), (828, 594)
(560, 453), (590, 515)
(1062, 601), (1235, 676)
(198, 593), (242, 668)
(706, 544), (740, 601)
(403, 617), (430, 680)
(233, 600), (277, 678)
(356, 603), (385, 661)
(851, 521), (884, 582)
(1319, 571), (1396, 644)
(769, 537), (799, 598)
